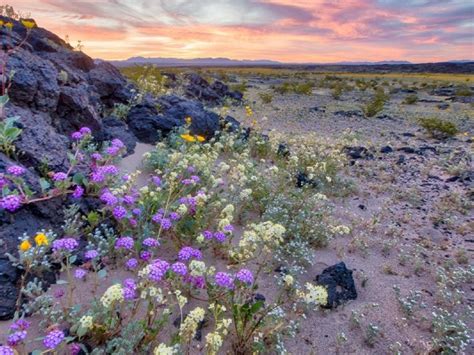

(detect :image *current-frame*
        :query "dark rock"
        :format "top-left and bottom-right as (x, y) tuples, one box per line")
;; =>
(397, 147), (416, 154)
(380, 146), (393, 154)
(0, 282), (18, 320)
(401, 132), (415, 137)
(309, 107), (326, 113)
(102, 116), (137, 154)
(221, 115), (241, 132)
(396, 155), (406, 165)
(437, 103), (450, 110)
(0, 258), (20, 284)
(184, 74), (242, 105)
(334, 110), (363, 118)
(296, 171), (318, 188)
(358, 204), (366, 210)
(315, 262), (357, 308)
(277, 143), (290, 158)
(344, 146), (374, 160)
(253, 293), (266, 303)
(432, 87), (456, 96)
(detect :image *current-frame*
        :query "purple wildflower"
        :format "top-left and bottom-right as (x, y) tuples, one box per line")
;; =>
(182, 179), (193, 185)
(148, 259), (170, 282)
(214, 231), (226, 243)
(7, 330), (27, 346)
(90, 171), (105, 183)
(72, 185), (84, 199)
(143, 238), (160, 248)
(224, 224), (234, 232)
(122, 278), (137, 300)
(191, 175), (200, 183)
(52, 172), (68, 182)
(91, 153), (103, 161)
(10, 319), (30, 331)
(113, 206), (127, 220)
(84, 250), (99, 260)
(169, 212), (180, 221)
(160, 218), (172, 230)
(122, 195), (135, 205)
(106, 146), (120, 156)
(126, 258), (138, 269)
(132, 208), (141, 216)
(54, 289), (65, 299)
(100, 191), (118, 206)
(202, 230), (213, 240)
(71, 131), (83, 140)
(0, 345), (14, 355)
(0, 176), (7, 189)
(52, 238), (78, 252)
(140, 251), (152, 261)
(43, 329), (64, 349)
(171, 262), (187, 276)
(74, 268), (87, 279)
(235, 269), (254, 285)
(152, 176), (161, 186)
(215, 272), (234, 289)
(115, 236), (134, 250)
(100, 165), (119, 175)
(79, 127), (92, 135)
(0, 195), (22, 212)
(152, 213), (163, 223)
(178, 247), (202, 261)
(111, 138), (124, 148)
(69, 343), (81, 355)
(7, 165), (26, 176)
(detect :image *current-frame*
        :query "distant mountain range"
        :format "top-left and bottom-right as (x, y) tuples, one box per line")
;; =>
(109, 56), (473, 67)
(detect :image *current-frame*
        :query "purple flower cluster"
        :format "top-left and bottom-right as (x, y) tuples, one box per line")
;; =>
(100, 190), (118, 205)
(113, 206), (127, 220)
(178, 247), (202, 261)
(215, 272), (234, 289)
(52, 172), (68, 182)
(0, 345), (14, 355)
(235, 269), (254, 285)
(43, 329), (64, 349)
(126, 258), (138, 269)
(84, 250), (99, 260)
(122, 278), (137, 300)
(151, 176), (161, 186)
(71, 127), (92, 140)
(140, 251), (151, 261)
(7, 165), (26, 176)
(115, 236), (134, 250)
(90, 165), (119, 183)
(201, 230), (228, 243)
(148, 259), (170, 282)
(69, 343), (81, 355)
(143, 238), (160, 248)
(0, 195), (22, 212)
(10, 319), (30, 331)
(72, 185), (84, 199)
(52, 238), (79, 252)
(74, 268), (87, 279)
(0, 176), (7, 189)
(105, 139), (125, 156)
(7, 331), (27, 346)
(171, 262), (188, 276)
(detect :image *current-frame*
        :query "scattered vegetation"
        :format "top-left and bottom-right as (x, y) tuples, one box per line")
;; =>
(419, 117), (459, 139)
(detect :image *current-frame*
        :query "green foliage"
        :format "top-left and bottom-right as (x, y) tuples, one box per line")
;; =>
(230, 81), (248, 94)
(403, 94), (418, 105)
(259, 92), (273, 104)
(273, 81), (313, 95)
(455, 86), (472, 97)
(419, 117), (458, 139)
(362, 87), (388, 117)
(0, 116), (22, 157)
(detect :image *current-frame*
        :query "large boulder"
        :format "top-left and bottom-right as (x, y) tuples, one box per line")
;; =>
(102, 116), (137, 154)
(184, 73), (242, 105)
(315, 262), (357, 309)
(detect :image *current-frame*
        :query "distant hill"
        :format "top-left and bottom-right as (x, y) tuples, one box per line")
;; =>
(110, 57), (281, 67)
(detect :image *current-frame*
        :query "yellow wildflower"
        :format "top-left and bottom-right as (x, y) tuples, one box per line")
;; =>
(185, 116), (192, 124)
(180, 134), (196, 142)
(19, 240), (32, 252)
(5, 22), (13, 30)
(196, 135), (205, 142)
(20, 19), (36, 29)
(34, 232), (49, 246)
(0, 20), (4, 26)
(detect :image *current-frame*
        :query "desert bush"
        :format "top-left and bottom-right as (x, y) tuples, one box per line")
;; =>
(419, 117), (458, 139)
(403, 94), (418, 104)
(259, 92), (273, 104)
(230, 80), (248, 94)
(455, 85), (472, 97)
(273, 81), (313, 95)
(362, 87), (388, 117)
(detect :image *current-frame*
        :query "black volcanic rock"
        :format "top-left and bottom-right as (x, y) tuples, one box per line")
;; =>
(315, 262), (357, 308)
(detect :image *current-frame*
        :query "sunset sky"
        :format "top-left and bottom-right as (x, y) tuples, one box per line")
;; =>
(13, 0), (474, 63)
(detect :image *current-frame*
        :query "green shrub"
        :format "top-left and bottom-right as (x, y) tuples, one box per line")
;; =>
(362, 88), (388, 117)
(230, 80), (248, 94)
(455, 86), (472, 97)
(273, 81), (313, 95)
(332, 83), (343, 100)
(419, 117), (458, 139)
(259, 92), (273, 104)
(0, 116), (22, 157)
(403, 94), (418, 105)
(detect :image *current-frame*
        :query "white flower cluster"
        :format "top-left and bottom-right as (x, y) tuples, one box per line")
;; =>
(101, 284), (124, 307)
(179, 307), (206, 340)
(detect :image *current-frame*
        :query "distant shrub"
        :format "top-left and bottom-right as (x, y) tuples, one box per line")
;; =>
(332, 83), (344, 100)
(419, 117), (458, 139)
(230, 80), (248, 94)
(273, 81), (313, 95)
(455, 86), (472, 97)
(259, 92), (273, 104)
(362, 88), (388, 117)
(403, 94), (418, 105)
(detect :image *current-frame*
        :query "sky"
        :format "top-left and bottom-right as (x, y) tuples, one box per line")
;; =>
(12, 0), (474, 62)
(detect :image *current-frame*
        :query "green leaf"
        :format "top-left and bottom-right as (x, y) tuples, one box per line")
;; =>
(98, 269), (107, 279)
(31, 350), (42, 355)
(0, 94), (9, 107)
(39, 178), (51, 192)
(249, 300), (264, 315)
(56, 279), (68, 285)
(77, 325), (88, 338)
(69, 255), (77, 264)
(72, 173), (85, 185)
